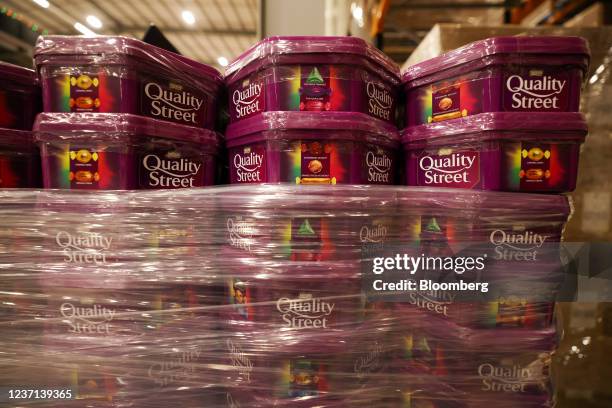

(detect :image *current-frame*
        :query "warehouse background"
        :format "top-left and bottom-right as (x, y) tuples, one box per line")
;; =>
(1, 1), (611, 407)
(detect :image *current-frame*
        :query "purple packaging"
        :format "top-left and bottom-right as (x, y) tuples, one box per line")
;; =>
(402, 36), (590, 127)
(35, 113), (220, 190)
(40, 284), (217, 354)
(0, 128), (41, 187)
(35, 36), (223, 130)
(0, 61), (40, 130)
(221, 323), (391, 406)
(225, 36), (400, 124)
(221, 264), (370, 354)
(391, 317), (557, 406)
(226, 112), (399, 185)
(395, 190), (571, 329)
(402, 112), (587, 192)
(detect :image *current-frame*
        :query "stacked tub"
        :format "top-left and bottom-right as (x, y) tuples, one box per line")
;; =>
(0, 189), (223, 406)
(33, 35), (224, 190)
(396, 36), (591, 407)
(0, 61), (41, 187)
(224, 36), (401, 185)
(220, 37), (401, 406)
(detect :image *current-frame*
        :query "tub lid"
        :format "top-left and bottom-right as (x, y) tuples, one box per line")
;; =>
(34, 113), (220, 146)
(0, 128), (36, 149)
(402, 36), (590, 84)
(0, 61), (37, 85)
(225, 36), (399, 82)
(34, 35), (223, 85)
(226, 111), (399, 143)
(401, 112), (588, 144)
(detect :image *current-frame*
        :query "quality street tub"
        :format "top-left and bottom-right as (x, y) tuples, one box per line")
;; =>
(226, 112), (399, 185)
(35, 113), (220, 189)
(225, 36), (400, 124)
(402, 112), (587, 192)
(0, 129), (41, 187)
(0, 61), (40, 130)
(35, 36), (223, 130)
(402, 36), (589, 127)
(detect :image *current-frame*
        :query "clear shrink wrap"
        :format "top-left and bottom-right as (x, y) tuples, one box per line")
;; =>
(0, 185), (571, 407)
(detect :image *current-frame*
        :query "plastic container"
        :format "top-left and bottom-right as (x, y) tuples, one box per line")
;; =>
(226, 112), (399, 184)
(0, 61), (40, 130)
(225, 36), (400, 124)
(402, 112), (587, 192)
(402, 36), (590, 127)
(35, 113), (220, 190)
(391, 318), (557, 407)
(35, 36), (223, 130)
(0, 128), (41, 187)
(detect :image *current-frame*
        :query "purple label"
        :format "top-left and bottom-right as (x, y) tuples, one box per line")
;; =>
(299, 66), (332, 112)
(432, 85), (461, 121)
(364, 146), (393, 184)
(417, 150), (480, 188)
(299, 141), (332, 184)
(141, 79), (206, 126)
(230, 144), (266, 183)
(519, 143), (551, 191)
(139, 152), (203, 189)
(504, 68), (569, 111)
(69, 148), (100, 189)
(230, 77), (265, 121)
(366, 81), (394, 122)
(69, 74), (100, 112)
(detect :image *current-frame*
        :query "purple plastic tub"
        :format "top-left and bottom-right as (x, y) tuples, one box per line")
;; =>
(391, 318), (557, 405)
(35, 113), (220, 190)
(402, 36), (589, 127)
(225, 36), (400, 124)
(402, 112), (587, 192)
(226, 112), (399, 184)
(35, 36), (223, 130)
(0, 61), (40, 130)
(0, 128), (41, 187)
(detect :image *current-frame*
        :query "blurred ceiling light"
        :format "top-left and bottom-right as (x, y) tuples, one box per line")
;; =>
(32, 0), (50, 8)
(182, 10), (196, 25)
(74, 22), (96, 36)
(217, 56), (229, 67)
(86, 15), (103, 29)
(351, 3), (364, 28)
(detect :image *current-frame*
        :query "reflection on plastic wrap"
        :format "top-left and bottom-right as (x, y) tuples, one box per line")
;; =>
(0, 185), (571, 407)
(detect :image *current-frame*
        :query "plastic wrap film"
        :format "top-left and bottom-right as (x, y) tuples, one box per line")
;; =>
(33, 113), (221, 190)
(224, 36), (399, 124)
(34, 36), (223, 130)
(400, 36), (590, 127)
(0, 185), (571, 407)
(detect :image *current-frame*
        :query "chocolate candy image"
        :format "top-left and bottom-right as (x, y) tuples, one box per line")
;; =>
(402, 36), (589, 127)
(225, 36), (399, 124)
(439, 97), (453, 111)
